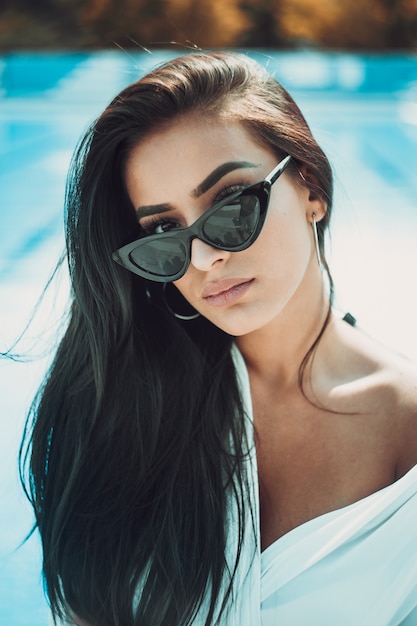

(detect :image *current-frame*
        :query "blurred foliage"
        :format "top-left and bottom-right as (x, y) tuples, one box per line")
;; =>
(0, 0), (416, 49)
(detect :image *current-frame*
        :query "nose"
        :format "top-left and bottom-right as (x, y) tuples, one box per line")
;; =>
(190, 238), (231, 272)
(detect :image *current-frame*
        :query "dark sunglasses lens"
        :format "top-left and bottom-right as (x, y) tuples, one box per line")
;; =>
(203, 195), (260, 248)
(129, 238), (186, 278)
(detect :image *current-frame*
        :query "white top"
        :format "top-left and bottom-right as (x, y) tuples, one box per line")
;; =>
(227, 345), (417, 626)
(52, 346), (417, 626)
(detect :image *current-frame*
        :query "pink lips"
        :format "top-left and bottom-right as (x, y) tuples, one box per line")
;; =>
(202, 278), (254, 307)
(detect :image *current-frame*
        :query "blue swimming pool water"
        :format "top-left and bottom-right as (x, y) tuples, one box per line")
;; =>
(1, 50), (417, 625)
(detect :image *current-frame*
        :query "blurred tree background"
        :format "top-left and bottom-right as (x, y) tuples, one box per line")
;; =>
(0, 0), (416, 49)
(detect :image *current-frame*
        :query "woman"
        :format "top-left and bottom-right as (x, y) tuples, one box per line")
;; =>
(21, 52), (417, 625)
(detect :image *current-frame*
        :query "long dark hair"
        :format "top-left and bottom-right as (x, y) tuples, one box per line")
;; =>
(20, 51), (333, 626)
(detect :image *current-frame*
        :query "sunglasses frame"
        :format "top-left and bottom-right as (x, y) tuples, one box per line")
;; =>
(113, 154), (292, 283)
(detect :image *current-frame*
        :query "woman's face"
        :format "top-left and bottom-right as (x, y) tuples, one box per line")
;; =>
(124, 116), (325, 336)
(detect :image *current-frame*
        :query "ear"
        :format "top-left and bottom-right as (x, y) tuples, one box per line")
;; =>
(298, 165), (327, 223)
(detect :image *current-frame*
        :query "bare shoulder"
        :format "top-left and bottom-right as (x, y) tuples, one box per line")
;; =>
(323, 314), (417, 476)
(376, 338), (417, 477)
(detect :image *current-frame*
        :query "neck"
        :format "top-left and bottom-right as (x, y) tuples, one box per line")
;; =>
(235, 264), (329, 391)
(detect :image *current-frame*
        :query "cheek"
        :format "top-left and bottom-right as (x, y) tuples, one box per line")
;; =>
(253, 208), (312, 274)
(173, 275), (194, 304)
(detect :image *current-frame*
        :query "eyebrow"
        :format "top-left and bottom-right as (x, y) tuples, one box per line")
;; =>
(191, 160), (258, 197)
(135, 160), (259, 219)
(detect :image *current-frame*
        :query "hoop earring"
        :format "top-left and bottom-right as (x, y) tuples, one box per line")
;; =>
(162, 283), (200, 321)
(312, 213), (323, 270)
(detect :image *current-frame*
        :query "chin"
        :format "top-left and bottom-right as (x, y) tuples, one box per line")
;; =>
(207, 315), (265, 337)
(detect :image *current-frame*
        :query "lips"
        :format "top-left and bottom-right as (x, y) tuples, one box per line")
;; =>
(201, 278), (251, 299)
(201, 278), (254, 307)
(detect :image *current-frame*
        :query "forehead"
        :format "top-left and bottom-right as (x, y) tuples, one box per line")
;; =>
(124, 116), (273, 202)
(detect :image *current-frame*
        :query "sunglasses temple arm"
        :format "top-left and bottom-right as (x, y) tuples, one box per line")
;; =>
(265, 155), (292, 185)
